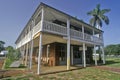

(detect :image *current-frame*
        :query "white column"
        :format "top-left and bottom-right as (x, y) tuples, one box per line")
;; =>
(82, 25), (84, 39)
(93, 29), (95, 41)
(37, 34), (43, 74)
(71, 46), (73, 65)
(67, 19), (70, 70)
(94, 45), (97, 65)
(23, 45), (25, 64)
(83, 43), (86, 67)
(29, 40), (33, 69)
(25, 43), (28, 66)
(29, 20), (34, 69)
(46, 45), (50, 63)
(101, 46), (105, 64)
(37, 7), (44, 74)
(40, 7), (44, 31)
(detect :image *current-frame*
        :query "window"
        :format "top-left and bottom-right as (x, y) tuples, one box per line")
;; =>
(73, 46), (81, 58)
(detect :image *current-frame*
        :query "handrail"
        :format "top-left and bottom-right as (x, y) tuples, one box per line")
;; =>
(43, 21), (67, 35)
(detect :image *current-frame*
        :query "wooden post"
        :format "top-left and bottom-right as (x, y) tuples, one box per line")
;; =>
(29, 20), (34, 69)
(94, 45), (97, 66)
(83, 43), (86, 67)
(25, 43), (28, 66)
(46, 45), (50, 63)
(71, 46), (73, 65)
(67, 19), (70, 70)
(37, 7), (44, 74)
(82, 25), (84, 40)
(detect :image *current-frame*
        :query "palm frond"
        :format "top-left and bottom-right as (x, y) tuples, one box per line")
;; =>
(101, 9), (111, 14)
(87, 10), (95, 16)
(96, 4), (101, 15)
(96, 4), (100, 10)
(87, 3), (110, 28)
(96, 18), (102, 27)
(104, 16), (109, 25)
(90, 17), (96, 27)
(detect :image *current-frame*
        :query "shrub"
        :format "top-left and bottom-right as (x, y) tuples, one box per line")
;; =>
(4, 47), (21, 69)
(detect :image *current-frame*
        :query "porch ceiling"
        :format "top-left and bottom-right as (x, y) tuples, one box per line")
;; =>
(33, 33), (94, 47)
(33, 33), (67, 47)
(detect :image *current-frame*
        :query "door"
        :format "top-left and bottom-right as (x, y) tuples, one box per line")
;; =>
(57, 44), (67, 65)
(73, 46), (82, 64)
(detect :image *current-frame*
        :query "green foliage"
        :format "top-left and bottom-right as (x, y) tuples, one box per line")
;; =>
(4, 58), (13, 68)
(105, 44), (120, 55)
(19, 64), (26, 68)
(6, 46), (15, 53)
(4, 46), (21, 68)
(87, 4), (110, 28)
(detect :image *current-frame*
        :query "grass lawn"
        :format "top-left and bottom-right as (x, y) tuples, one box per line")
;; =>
(105, 57), (120, 68)
(2, 57), (120, 80)
(4, 67), (120, 80)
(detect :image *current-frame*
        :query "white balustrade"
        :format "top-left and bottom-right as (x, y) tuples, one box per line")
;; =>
(16, 20), (103, 48)
(43, 21), (67, 36)
(70, 29), (83, 39)
(33, 21), (41, 36)
(84, 33), (93, 42)
(93, 36), (103, 44)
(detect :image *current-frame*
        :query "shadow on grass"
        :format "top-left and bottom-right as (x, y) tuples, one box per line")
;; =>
(105, 60), (120, 65)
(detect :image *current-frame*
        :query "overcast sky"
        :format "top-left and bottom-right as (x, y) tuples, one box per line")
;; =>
(0, 0), (120, 47)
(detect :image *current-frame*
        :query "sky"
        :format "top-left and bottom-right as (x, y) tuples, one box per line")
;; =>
(0, 0), (120, 47)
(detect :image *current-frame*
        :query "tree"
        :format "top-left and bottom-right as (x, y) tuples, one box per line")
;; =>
(4, 46), (21, 68)
(104, 44), (120, 56)
(6, 46), (15, 53)
(0, 41), (5, 52)
(87, 4), (110, 29)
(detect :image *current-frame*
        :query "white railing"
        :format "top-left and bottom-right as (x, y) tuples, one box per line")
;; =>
(70, 29), (83, 39)
(16, 20), (103, 48)
(84, 33), (93, 42)
(33, 21), (41, 36)
(93, 36), (103, 44)
(42, 21), (103, 44)
(43, 21), (67, 36)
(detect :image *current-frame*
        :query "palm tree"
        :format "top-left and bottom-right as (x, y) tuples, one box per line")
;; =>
(87, 4), (110, 29)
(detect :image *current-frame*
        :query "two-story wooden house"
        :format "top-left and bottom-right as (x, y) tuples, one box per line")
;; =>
(15, 3), (105, 74)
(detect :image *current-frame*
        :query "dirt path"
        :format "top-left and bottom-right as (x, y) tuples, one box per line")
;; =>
(94, 66), (120, 73)
(0, 70), (26, 79)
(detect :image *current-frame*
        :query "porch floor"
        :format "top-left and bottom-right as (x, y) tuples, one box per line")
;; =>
(31, 64), (87, 74)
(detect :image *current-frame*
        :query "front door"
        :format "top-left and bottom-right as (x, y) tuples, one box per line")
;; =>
(73, 46), (82, 64)
(56, 44), (67, 65)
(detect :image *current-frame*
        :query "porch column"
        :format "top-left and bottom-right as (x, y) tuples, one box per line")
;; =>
(101, 46), (105, 64)
(37, 34), (43, 74)
(37, 7), (44, 74)
(19, 46), (22, 64)
(83, 43), (86, 67)
(25, 43), (28, 66)
(29, 40), (33, 69)
(46, 45), (50, 63)
(94, 45), (97, 65)
(71, 46), (73, 65)
(82, 25), (84, 39)
(29, 20), (34, 69)
(67, 19), (70, 70)
(22, 45), (25, 64)
(92, 29), (95, 41)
